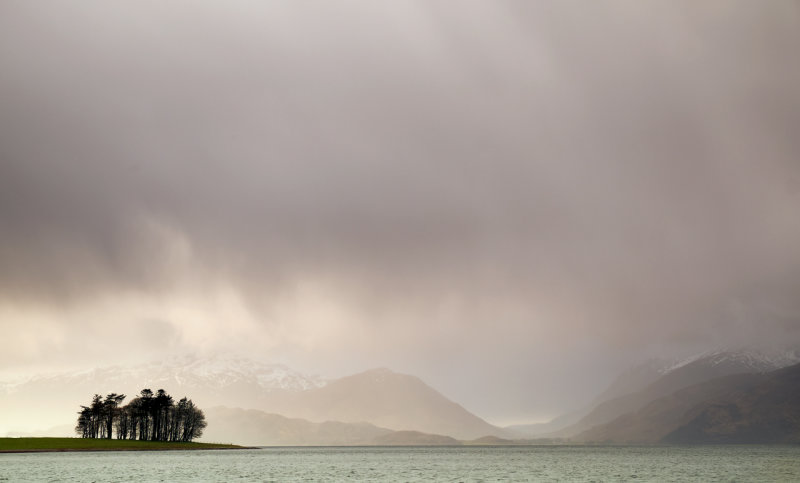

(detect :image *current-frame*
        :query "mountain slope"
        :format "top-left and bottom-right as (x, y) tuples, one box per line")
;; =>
(663, 362), (800, 444)
(203, 407), (461, 446)
(508, 359), (672, 438)
(556, 349), (800, 438)
(575, 362), (800, 444)
(203, 407), (393, 446)
(3, 355), (326, 396)
(261, 368), (508, 440)
(590, 358), (674, 407)
(574, 372), (763, 443)
(371, 431), (460, 446)
(0, 355), (326, 435)
(1, 359), (504, 441)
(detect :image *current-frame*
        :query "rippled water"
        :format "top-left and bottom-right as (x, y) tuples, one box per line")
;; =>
(2, 445), (799, 482)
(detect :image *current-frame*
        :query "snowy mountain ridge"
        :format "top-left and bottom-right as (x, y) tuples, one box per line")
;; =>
(0, 354), (327, 394)
(660, 347), (800, 375)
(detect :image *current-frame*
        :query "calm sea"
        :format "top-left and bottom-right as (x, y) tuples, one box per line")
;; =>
(2, 445), (799, 482)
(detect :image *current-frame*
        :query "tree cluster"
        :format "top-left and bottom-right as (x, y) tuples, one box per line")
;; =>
(76, 389), (207, 442)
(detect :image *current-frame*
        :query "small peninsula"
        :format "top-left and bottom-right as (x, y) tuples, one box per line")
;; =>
(0, 437), (245, 453)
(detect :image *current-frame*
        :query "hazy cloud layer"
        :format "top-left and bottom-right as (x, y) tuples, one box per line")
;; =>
(1, 1), (799, 421)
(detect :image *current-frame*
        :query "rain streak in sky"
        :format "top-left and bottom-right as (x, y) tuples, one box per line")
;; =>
(1, 1), (799, 423)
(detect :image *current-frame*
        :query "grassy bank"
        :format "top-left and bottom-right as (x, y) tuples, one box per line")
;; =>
(0, 437), (245, 453)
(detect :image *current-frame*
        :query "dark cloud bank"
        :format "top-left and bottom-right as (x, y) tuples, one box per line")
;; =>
(1, 1), (799, 422)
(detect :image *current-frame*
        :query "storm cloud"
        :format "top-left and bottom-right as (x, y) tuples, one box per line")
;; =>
(1, 1), (799, 422)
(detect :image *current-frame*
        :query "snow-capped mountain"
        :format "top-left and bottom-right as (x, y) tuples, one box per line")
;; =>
(660, 347), (800, 375)
(178, 356), (326, 391)
(2, 355), (326, 395)
(0, 355), (326, 436)
(596, 346), (800, 405)
(576, 359), (800, 444)
(510, 347), (800, 439)
(551, 346), (800, 439)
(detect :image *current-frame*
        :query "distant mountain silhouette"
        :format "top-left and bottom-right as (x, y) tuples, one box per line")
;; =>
(203, 407), (461, 446)
(1, 358), (506, 441)
(574, 373), (763, 443)
(0, 355), (325, 435)
(465, 435), (517, 445)
(554, 349), (799, 438)
(575, 362), (800, 444)
(260, 368), (508, 440)
(664, 362), (800, 444)
(507, 358), (672, 438)
(203, 407), (393, 446)
(371, 430), (460, 446)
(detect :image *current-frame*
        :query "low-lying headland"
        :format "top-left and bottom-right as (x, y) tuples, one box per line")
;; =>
(0, 437), (246, 453)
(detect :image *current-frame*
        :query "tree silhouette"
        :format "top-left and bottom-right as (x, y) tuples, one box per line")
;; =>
(138, 389), (153, 441)
(76, 388), (206, 442)
(90, 394), (103, 438)
(102, 393), (126, 439)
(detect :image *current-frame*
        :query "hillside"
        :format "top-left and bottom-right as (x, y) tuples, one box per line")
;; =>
(1, 358), (506, 442)
(507, 358), (672, 438)
(574, 373), (763, 443)
(202, 407), (461, 446)
(575, 362), (800, 444)
(261, 368), (508, 440)
(202, 407), (393, 446)
(663, 362), (800, 444)
(555, 349), (799, 438)
(0, 355), (325, 436)
(371, 431), (460, 446)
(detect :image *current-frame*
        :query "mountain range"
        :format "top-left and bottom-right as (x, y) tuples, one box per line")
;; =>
(0, 355), (506, 442)
(2, 348), (799, 445)
(203, 407), (461, 446)
(0, 355), (326, 437)
(252, 368), (506, 440)
(663, 362), (800, 444)
(562, 348), (800, 443)
(512, 348), (800, 441)
(577, 361), (800, 444)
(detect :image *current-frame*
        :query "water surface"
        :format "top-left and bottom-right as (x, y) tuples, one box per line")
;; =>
(2, 445), (799, 482)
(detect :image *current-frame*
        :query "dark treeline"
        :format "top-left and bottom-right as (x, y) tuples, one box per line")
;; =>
(76, 389), (207, 442)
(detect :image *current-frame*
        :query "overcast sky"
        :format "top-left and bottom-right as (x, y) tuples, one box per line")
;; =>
(1, 1), (799, 424)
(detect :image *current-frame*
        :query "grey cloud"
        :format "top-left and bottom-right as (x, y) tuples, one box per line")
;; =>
(1, 1), (799, 419)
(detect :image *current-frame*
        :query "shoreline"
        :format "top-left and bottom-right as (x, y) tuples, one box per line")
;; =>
(0, 437), (249, 453)
(0, 447), (253, 453)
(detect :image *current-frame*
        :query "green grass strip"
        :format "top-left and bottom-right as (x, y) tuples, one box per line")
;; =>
(0, 437), (245, 453)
